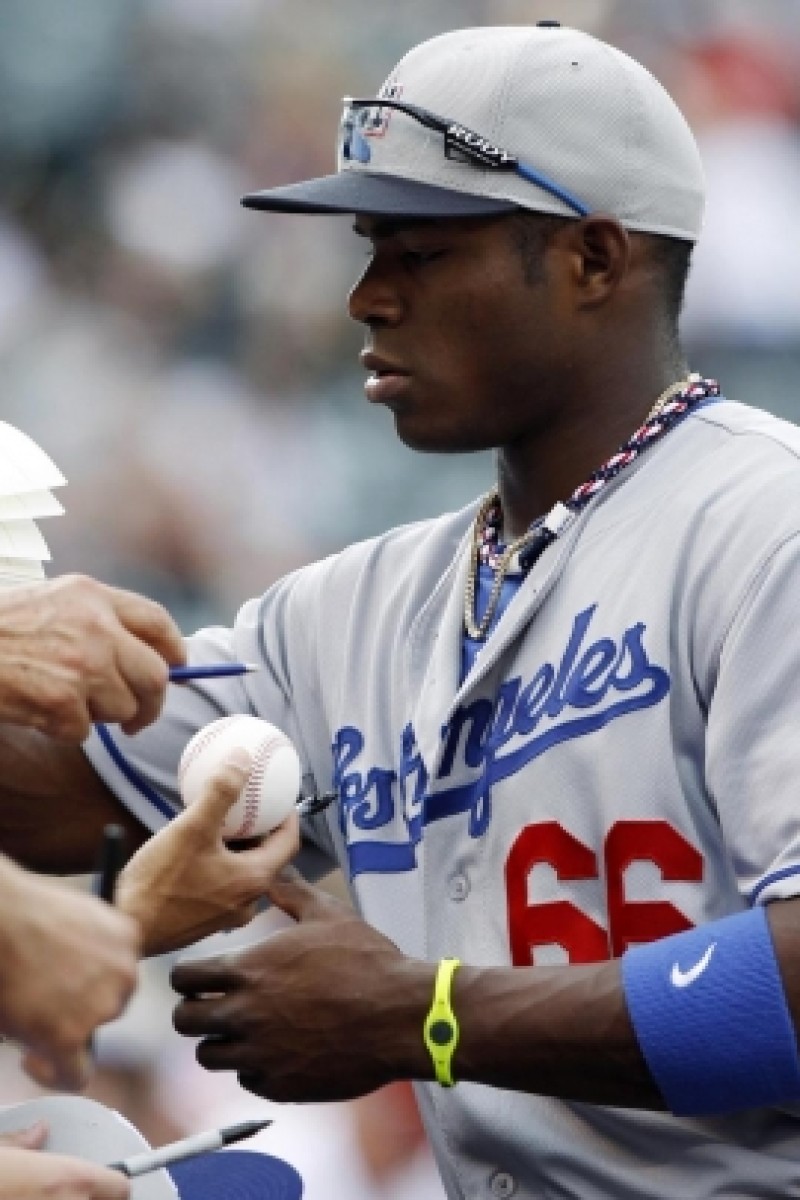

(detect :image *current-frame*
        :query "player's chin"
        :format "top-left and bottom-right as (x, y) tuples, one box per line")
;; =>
(385, 400), (483, 453)
(393, 416), (493, 455)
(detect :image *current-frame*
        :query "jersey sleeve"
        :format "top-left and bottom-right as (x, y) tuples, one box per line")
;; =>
(706, 532), (800, 905)
(83, 580), (338, 877)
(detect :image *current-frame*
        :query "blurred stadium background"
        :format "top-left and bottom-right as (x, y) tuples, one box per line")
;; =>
(1, 0), (799, 1195)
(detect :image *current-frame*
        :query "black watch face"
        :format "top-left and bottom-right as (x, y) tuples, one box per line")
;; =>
(429, 1019), (455, 1046)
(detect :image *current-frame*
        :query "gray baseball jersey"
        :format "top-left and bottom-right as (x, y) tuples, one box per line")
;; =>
(86, 399), (800, 1199)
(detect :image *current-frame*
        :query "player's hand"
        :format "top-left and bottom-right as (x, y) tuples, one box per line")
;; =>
(0, 574), (185, 740)
(0, 1142), (130, 1199)
(0, 857), (140, 1091)
(116, 751), (300, 957)
(171, 867), (433, 1102)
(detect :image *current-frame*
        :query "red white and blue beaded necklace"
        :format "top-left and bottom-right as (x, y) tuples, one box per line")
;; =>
(464, 373), (721, 640)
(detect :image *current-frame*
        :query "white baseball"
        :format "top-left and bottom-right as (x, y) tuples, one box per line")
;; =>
(178, 715), (301, 839)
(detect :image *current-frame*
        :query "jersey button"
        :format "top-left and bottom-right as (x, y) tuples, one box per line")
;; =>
(447, 872), (470, 901)
(489, 1170), (517, 1197)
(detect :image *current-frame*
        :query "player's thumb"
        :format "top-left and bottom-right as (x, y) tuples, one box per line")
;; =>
(264, 865), (337, 924)
(188, 748), (251, 828)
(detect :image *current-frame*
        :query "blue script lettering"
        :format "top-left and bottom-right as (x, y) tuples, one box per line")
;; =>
(332, 726), (396, 832)
(332, 725), (421, 875)
(333, 606), (670, 876)
(429, 607), (669, 830)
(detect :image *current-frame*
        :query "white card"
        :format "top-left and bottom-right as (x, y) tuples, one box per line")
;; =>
(0, 422), (66, 496)
(0, 557), (46, 580)
(0, 520), (51, 561)
(0, 489), (64, 520)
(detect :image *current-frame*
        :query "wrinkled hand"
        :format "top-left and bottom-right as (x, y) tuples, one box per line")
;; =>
(0, 858), (140, 1091)
(0, 574), (185, 740)
(117, 751), (300, 957)
(172, 868), (433, 1102)
(0, 1126), (129, 1199)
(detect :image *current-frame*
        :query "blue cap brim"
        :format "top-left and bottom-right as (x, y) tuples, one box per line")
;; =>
(169, 1150), (303, 1200)
(241, 170), (517, 217)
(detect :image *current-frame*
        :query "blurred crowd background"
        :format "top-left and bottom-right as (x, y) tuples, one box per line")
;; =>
(1, 0), (799, 1196)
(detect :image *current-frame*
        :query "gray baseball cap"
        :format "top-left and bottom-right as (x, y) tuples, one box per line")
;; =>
(242, 23), (705, 242)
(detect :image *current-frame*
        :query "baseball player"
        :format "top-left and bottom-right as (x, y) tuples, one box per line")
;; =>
(3, 21), (800, 1199)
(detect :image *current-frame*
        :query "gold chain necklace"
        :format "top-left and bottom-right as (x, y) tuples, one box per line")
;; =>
(464, 492), (531, 640)
(643, 377), (692, 423)
(464, 377), (692, 642)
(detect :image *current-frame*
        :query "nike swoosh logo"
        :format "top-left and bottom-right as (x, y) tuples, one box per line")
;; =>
(670, 942), (717, 988)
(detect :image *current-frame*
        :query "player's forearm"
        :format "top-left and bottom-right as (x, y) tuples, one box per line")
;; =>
(172, 872), (667, 1106)
(765, 899), (800, 1029)
(442, 901), (800, 1110)
(0, 726), (147, 873)
(452, 960), (663, 1108)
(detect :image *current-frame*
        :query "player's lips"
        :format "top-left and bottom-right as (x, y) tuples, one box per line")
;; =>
(361, 351), (411, 406)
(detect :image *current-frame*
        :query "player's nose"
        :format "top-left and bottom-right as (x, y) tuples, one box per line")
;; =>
(348, 257), (403, 327)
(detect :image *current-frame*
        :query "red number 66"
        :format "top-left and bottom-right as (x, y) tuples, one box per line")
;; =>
(505, 820), (703, 965)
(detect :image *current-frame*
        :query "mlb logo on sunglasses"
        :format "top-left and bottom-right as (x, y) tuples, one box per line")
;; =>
(341, 84), (403, 162)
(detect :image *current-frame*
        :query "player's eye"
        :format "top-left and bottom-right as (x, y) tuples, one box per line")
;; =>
(402, 247), (445, 267)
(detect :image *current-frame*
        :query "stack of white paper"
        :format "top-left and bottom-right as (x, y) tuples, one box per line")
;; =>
(0, 422), (66, 589)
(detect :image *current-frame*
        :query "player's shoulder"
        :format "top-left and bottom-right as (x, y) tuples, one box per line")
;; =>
(664, 398), (800, 561)
(694, 399), (800, 472)
(318, 502), (477, 586)
(235, 504), (480, 676)
(589, 397), (800, 570)
(669, 398), (800, 522)
(267, 501), (478, 612)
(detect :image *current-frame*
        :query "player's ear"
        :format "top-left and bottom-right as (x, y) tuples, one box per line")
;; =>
(567, 216), (630, 310)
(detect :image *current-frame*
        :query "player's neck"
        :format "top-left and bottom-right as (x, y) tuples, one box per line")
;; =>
(496, 358), (689, 540)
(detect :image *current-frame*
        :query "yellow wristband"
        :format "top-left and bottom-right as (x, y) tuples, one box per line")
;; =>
(423, 957), (461, 1087)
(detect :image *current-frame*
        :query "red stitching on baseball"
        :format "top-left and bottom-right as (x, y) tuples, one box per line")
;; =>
(237, 733), (285, 837)
(178, 715), (240, 784)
